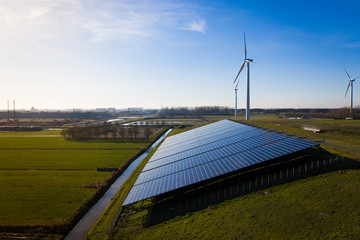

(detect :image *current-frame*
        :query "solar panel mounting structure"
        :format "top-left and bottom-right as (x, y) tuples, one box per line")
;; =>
(122, 119), (318, 207)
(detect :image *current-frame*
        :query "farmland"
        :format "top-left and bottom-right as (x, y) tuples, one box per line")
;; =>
(0, 128), (160, 239)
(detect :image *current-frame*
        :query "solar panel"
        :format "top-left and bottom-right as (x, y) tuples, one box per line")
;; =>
(123, 120), (318, 206)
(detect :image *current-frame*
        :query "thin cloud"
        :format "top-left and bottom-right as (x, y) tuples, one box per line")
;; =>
(181, 19), (206, 33)
(0, 0), (206, 44)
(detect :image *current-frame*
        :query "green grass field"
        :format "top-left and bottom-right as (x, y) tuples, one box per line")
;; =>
(0, 129), (62, 136)
(113, 170), (360, 240)
(1, 186), (94, 226)
(0, 170), (110, 188)
(0, 150), (138, 169)
(0, 137), (149, 149)
(87, 116), (360, 240)
(0, 129), (155, 236)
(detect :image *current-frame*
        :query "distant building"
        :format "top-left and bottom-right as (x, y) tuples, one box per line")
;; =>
(128, 108), (143, 112)
(127, 107), (144, 115)
(94, 108), (107, 112)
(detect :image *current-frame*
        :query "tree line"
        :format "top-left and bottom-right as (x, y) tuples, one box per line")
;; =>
(156, 106), (360, 119)
(61, 124), (153, 140)
(281, 108), (360, 119)
(158, 106), (233, 117)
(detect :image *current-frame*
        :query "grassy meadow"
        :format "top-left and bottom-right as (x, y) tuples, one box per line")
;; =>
(87, 115), (360, 240)
(0, 129), (157, 237)
(113, 170), (360, 240)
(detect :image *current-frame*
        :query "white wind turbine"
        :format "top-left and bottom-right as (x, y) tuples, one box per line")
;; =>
(234, 78), (240, 117)
(344, 68), (359, 118)
(233, 32), (255, 120)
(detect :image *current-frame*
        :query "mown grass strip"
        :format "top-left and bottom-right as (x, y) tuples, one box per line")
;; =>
(0, 130), (61, 136)
(0, 137), (150, 149)
(0, 150), (139, 170)
(0, 186), (95, 226)
(0, 170), (110, 187)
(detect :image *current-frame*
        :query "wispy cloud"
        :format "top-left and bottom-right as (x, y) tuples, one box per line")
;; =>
(0, 0), (206, 45)
(180, 19), (206, 33)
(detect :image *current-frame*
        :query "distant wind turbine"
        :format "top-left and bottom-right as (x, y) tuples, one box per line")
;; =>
(233, 32), (255, 120)
(344, 68), (359, 118)
(234, 78), (240, 117)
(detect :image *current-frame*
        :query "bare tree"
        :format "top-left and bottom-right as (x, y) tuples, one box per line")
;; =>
(133, 127), (139, 138)
(111, 128), (117, 138)
(127, 127), (134, 138)
(119, 127), (125, 138)
(144, 127), (152, 139)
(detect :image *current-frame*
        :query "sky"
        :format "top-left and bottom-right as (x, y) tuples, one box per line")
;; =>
(0, 0), (359, 110)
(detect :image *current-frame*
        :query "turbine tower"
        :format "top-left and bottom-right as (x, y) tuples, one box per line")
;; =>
(344, 69), (359, 118)
(233, 32), (254, 120)
(234, 79), (240, 117)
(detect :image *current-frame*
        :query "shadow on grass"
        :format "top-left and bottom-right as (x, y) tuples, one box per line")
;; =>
(340, 155), (360, 169)
(140, 153), (359, 228)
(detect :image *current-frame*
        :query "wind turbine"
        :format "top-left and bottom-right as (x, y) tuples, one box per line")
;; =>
(233, 32), (254, 120)
(344, 69), (359, 118)
(234, 78), (240, 117)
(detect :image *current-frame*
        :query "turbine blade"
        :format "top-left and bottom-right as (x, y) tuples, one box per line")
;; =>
(235, 78), (240, 89)
(233, 61), (246, 83)
(354, 76), (360, 80)
(345, 82), (350, 97)
(243, 32), (247, 59)
(344, 68), (351, 80)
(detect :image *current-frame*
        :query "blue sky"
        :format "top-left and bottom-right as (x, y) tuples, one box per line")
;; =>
(0, 0), (359, 110)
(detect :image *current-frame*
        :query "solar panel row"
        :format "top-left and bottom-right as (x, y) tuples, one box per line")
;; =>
(123, 120), (317, 206)
(143, 128), (269, 172)
(149, 125), (256, 164)
(161, 120), (231, 146)
(151, 120), (241, 159)
(138, 132), (286, 184)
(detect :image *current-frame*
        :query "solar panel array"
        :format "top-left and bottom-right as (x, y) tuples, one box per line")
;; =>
(123, 120), (317, 206)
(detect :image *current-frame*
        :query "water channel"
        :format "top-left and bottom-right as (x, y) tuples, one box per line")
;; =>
(65, 129), (172, 240)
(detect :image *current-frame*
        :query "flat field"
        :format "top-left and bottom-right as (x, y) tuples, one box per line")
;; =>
(0, 150), (138, 169)
(0, 129), (151, 234)
(0, 137), (148, 149)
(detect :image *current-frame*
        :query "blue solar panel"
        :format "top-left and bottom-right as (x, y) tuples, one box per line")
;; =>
(151, 120), (243, 160)
(123, 120), (318, 206)
(147, 127), (261, 167)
